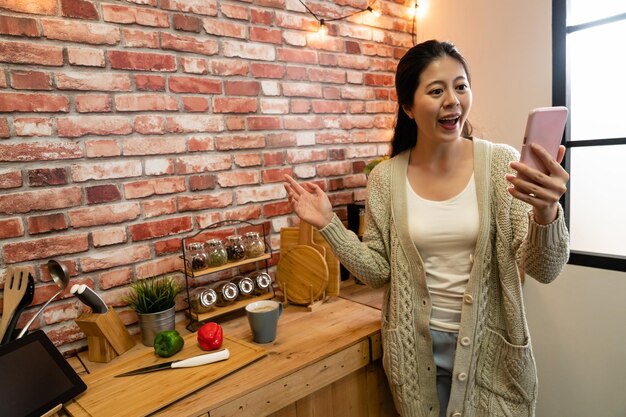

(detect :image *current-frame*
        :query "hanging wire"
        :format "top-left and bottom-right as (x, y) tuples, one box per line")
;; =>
(297, 0), (378, 23)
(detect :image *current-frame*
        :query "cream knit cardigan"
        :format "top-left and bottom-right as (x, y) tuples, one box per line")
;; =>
(319, 138), (569, 417)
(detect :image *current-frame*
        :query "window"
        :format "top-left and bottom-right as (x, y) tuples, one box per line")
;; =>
(553, 0), (626, 271)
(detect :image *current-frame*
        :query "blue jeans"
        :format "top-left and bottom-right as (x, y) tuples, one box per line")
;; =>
(431, 330), (458, 417)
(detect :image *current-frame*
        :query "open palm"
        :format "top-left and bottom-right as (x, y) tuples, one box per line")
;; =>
(283, 175), (334, 229)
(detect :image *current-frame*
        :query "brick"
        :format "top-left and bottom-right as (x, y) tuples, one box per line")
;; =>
(262, 201), (292, 218)
(123, 177), (186, 199)
(13, 118), (53, 136)
(122, 136), (185, 155)
(207, 58), (249, 76)
(286, 148), (327, 164)
(27, 213), (68, 234)
(0, 141), (82, 162)
(364, 73), (394, 87)
(129, 216), (193, 241)
(251, 63), (285, 79)
(0, 14), (40, 37)
(56, 71), (132, 91)
(286, 66), (306, 81)
(187, 135), (213, 152)
(0, 217), (24, 239)
(340, 115), (376, 129)
(180, 57), (208, 74)
(71, 160), (141, 181)
(135, 74), (166, 91)
(213, 97), (257, 113)
(41, 18), (120, 45)
(295, 131), (315, 146)
(168, 75), (221, 94)
(201, 17), (245, 39)
(188, 174), (217, 191)
(122, 28), (159, 48)
(92, 226), (127, 247)
(75, 94), (112, 113)
(235, 184), (286, 204)
(337, 54), (369, 70)
(266, 132), (296, 148)
(109, 51), (176, 71)
(69, 202), (141, 227)
(134, 254), (182, 280)
(86, 184), (121, 204)
(115, 94), (178, 112)
(250, 26), (282, 44)
(176, 154), (232, 175)
(196, 212), (222, 229)
(0, 40), (63, 66)
(154, 237), (182, 256)
(223, 204), (262, 221)
(143, 197), (177, 218)
(310, 67), (346, 84)
(60, 0), (99, 20)
(173, 13), (201, 32)
(222, 40), (275, 61)
(80, 245), (151, 273)
(67, 47), (106, 67)
(224, 80), (260, 96)
(341, 86), (376, 100)
(85, 139), (121, 158)
(234, 153), (261, 168)
(282, 30), (306, 47)
(4, 233), (88, 263)
(0, 0), (57, 15)
(315, 131), (350, 144)
(316, 161), (352, 177)
(226, 116), (246, 131)
(161, 32), (218, 56)
(102, 4), (169, 27)
(221, 3), (247, 20)
(145, 158), (175, 175)
(0, 118), (8, 138)
(214, 134), (265, 151)
(27, 168), (67, 187)
(182, 97), (209, 112)
(283, 115), (323, 130)
(312, 100), (347, 114)
(99, 267), (132, 290)
(290, 99), (310, 113)
(282, 82), (322, 98)
(57, 116), (132, 138)
(0, 168), (22, 189)
(217, 171), (259, 187)
(276, 47), (317, 64)
(263, 150), (285, 166)
(260, 98), (288, 114)
(325, 86), (342, 99)
(160, 0), (217, 16)
(0, 92), (68, 112)
(262, 167), (292, 183)
(247, 116), (281, 131)
(166, 115), (224, 133)
(177, 192), (232, 211)
(134, 115), (165, 134)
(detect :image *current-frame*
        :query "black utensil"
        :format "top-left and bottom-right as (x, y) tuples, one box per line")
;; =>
(1, 272), (35, 345)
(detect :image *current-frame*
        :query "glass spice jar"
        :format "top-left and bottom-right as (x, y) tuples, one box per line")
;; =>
(189, 287), (217, 313)
(206, 238), (228, 267)
(251, 272), (272, 295)
(244, 231), (265, 258)
(225, 235), (246, 262)
(231, 275), (255, 298)
(210, 280), (239, 306)
(187, 242), (208, 271)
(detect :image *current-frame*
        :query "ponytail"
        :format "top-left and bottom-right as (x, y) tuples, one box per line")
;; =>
(391, 109), (417, 157)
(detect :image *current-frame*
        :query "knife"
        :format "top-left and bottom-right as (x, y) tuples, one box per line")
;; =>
(114, 348), (230, 377)
(76, 284), (109, 314)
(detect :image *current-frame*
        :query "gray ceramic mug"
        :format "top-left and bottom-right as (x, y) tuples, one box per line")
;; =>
(245, 300), (283, 344)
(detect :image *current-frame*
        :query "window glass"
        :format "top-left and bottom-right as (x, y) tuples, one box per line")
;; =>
(568, 145), (626, 257)
(568, 20), (626, 140)
(567, 1), (626, 26)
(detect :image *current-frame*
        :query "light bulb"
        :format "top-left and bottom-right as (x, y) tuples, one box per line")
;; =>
(408, 1), (418, 18)
(367, 6), (381, 17)
(318, 19), (327, 36)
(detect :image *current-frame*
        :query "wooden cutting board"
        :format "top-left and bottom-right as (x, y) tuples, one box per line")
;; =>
(65, 334), (265, 417)
(280, 226), (340, 297)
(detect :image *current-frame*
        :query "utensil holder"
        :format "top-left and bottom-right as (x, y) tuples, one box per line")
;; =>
(75, 308), (135, 363)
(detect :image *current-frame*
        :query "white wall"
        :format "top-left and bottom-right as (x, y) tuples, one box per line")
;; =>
(417, 1), (626, 416)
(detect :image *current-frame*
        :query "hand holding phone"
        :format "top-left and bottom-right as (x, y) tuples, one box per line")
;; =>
(518, 106), (568, 180)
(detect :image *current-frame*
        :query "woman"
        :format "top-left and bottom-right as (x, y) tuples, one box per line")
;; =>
(284, 40), (569, 417)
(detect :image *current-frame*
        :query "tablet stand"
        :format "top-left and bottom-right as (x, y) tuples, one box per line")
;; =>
(75, 308), (135, 363)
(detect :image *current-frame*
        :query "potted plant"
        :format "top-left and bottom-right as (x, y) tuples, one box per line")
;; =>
(124, 274), (181, 346)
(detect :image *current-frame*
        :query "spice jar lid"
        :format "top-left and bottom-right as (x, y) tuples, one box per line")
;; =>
(226, 235), (243, 242)
(206, 238), (223, 247)
(245, 231), (260, 239)
(255, 272), (271, 289)
(199, 288), (217, 307)
(188, 242), (206, 250)
(221, 282), (239, 300)
(235, 276), (254, 294)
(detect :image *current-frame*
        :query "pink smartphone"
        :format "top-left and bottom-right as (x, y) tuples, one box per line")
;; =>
(518, 106), (568, 178)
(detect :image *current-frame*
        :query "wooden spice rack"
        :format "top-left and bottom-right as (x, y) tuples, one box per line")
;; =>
(180, 220), (274, 332)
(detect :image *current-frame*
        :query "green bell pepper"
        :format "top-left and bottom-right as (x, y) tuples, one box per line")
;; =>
(153, 330), (184, 358)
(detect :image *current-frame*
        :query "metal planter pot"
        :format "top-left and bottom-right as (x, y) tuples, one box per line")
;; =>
(138, 306), (175, 346)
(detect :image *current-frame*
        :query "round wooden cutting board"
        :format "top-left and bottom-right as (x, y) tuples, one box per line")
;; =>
(277, 244), (329, 305)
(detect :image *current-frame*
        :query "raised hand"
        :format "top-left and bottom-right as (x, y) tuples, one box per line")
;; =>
(283, 175), (334, 229)
(507, 144), (569, 224)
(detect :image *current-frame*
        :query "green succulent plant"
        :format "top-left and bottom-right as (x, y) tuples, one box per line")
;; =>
(124, 274), (181, 314)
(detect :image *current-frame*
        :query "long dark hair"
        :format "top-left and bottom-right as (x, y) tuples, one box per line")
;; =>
(391, 40), (473, 157)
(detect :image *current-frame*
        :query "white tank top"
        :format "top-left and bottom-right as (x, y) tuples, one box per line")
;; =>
(406, 174), (479, 332)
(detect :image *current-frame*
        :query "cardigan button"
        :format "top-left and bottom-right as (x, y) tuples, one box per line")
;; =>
(460, 337), (471, 347)
(457, 372), (468, 381)
(463, 294), (473, 304)
(451, 412), (462, 417)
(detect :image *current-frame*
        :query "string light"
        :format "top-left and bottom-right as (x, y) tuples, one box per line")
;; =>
(367, 6), (381, 17)
(318, 19), (327, 36)
(298, 0), (380, 36)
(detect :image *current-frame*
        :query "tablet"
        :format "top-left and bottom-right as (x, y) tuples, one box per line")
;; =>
(0, 330), (87, 417)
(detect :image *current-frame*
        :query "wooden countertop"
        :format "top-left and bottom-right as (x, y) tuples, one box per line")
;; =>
(66, 296), (382, 417)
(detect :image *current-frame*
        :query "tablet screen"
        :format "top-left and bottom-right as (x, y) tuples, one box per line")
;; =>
(0, 330), (86, 417)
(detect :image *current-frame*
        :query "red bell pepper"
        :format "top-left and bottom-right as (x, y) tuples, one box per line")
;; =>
(197, 322), (223, 351)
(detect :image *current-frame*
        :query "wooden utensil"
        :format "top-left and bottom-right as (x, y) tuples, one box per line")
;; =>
(279, 226), (340, 296)
(0, 267), (29, 342)
(277, 221), (329, 305)
(1, 271), (34, 345)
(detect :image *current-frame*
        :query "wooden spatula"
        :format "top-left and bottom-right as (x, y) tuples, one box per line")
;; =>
(0, 267), (29, 341)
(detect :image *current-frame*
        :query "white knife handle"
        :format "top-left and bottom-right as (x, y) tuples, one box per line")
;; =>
(172, 349), (230, 368)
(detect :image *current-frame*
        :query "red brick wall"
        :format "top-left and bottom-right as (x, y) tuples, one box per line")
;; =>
(0, 0), (410, 351)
